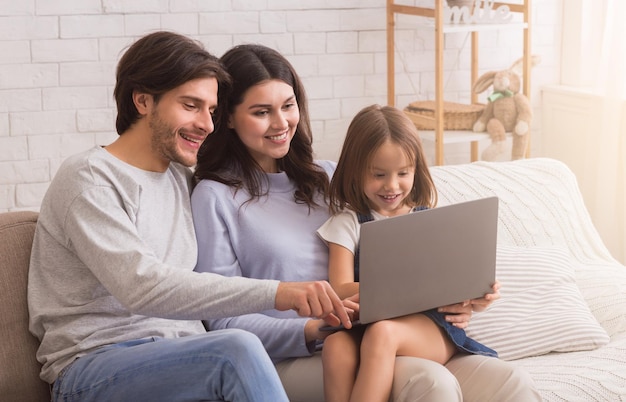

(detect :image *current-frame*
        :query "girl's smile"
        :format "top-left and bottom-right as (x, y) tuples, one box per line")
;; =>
(364, 140), (415, 217)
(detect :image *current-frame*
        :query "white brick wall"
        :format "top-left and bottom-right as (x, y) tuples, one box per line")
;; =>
(0, 0), (563, 212)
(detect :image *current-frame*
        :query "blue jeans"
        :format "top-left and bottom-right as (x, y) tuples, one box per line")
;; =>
(52, 329), (289, 402)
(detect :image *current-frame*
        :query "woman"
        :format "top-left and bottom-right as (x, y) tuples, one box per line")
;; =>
(191, 43), (540, 402)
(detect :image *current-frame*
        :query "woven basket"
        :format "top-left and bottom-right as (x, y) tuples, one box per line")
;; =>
(404, 100), (484, 131)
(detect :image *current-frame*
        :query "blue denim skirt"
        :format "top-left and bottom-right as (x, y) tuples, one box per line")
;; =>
(423, 308), (497, 357)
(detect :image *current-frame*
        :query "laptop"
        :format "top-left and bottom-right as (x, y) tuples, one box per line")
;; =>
(323, 196), (498, 329)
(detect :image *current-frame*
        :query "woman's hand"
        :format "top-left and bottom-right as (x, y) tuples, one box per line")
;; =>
(304, 319), (334, 343)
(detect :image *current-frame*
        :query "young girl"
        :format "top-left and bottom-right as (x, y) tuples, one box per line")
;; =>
(317, 104), (498, 402)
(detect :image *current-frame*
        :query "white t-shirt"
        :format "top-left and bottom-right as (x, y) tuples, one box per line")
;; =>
(317, 209), (390, 253)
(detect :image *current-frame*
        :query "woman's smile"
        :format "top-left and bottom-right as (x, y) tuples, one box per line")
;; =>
(229, 79), (300, 172)
(266, 131), (289, 142)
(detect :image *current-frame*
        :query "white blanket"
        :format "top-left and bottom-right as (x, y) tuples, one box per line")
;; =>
(430, 158), (626, 400)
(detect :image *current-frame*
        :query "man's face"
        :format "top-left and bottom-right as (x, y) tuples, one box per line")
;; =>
(148, 77), (218, 169)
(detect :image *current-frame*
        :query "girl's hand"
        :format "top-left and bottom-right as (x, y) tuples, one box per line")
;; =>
(438, 302), (472, 329)
(470, 280), (501, 312)
(438, 281), (501, 328)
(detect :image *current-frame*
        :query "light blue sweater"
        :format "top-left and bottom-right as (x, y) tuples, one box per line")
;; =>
(191, 161), (336, 361)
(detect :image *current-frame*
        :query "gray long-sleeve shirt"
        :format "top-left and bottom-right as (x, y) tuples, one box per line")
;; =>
(28, 146), (278, 384)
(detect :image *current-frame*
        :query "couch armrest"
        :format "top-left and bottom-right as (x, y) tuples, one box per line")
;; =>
(0, 211), (51, 401)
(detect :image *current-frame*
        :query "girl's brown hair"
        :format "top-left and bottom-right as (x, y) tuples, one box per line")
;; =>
(193, 44), (329, 208)
(329, 104), (437, 215)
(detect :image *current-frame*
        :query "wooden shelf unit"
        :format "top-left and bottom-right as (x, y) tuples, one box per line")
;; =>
(386, 0), (532, 165)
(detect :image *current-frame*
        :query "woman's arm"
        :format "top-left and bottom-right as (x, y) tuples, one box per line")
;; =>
(208, 314), (315, 360)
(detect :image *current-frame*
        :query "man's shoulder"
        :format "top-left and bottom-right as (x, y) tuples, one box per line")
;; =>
(48, 146), (157, 205)
(51, 147), (105, 187)
(58, 146), (127, 176)
(38, 147), (114, 227)
(58, 146), (101, 168)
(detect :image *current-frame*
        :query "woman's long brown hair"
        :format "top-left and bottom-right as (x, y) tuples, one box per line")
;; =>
(193, 44), (329, 208)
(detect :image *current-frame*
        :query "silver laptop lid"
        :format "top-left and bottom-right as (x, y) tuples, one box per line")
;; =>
(358, 196), (498, 324)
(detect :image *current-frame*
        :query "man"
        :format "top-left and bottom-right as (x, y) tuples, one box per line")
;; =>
(28, 31), (351, 402)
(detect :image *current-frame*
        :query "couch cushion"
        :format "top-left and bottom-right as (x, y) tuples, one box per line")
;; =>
(431, 158), (616, 264)
(466, 245), (610, 361)
(570, 259), (626, 337)
(0, 211), (51, 401)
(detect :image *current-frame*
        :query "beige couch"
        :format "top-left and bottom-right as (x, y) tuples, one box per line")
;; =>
(429, 157), (626, 401)
(2, 157), (625, 401)
(0, 211), (50, 401)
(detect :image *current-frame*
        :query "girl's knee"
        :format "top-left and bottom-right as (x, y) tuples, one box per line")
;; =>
(322, 332), (358, 366)
(322, 332), (346, 359)
(322, 332), (345, 351)
(365, 320), (396, 337)
(362, 320), (398, 349)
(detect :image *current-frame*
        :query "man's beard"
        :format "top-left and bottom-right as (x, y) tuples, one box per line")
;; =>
(149, 109), (196, 168)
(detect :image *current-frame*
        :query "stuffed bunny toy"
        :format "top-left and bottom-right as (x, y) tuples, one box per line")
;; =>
(472, 55), (540, 161)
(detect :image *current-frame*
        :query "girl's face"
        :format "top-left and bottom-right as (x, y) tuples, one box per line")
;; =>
(363, 140), (415, 217)
(228, 79), (299, 173)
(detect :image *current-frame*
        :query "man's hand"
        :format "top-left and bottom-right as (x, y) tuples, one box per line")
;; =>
(275, 281), (352, 329)
(304, 293), (360, 343)
(343, 293), (360, 317)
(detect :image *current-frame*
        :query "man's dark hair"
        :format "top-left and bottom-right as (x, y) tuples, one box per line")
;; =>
(113, 31), (229, 135)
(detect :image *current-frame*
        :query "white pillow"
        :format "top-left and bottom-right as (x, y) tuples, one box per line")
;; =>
(465, 245), (610, 361)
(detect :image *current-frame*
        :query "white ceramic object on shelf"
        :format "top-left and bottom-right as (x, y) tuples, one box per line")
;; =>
(446, 0), (475, 8)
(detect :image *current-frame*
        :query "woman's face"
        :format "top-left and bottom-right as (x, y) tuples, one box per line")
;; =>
(228, 79), (299, 173)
